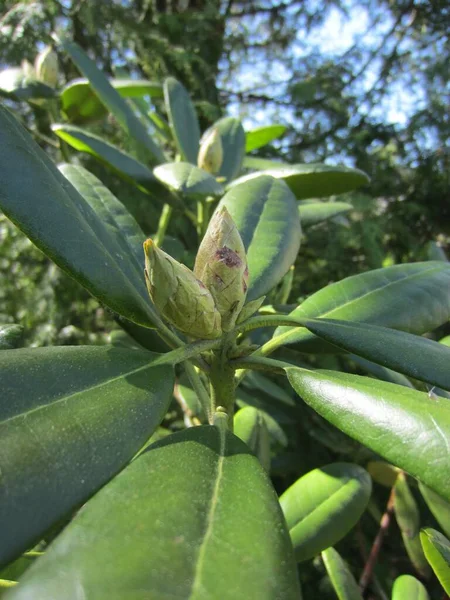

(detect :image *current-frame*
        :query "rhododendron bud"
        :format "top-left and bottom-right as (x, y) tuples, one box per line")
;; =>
(194, 206), (248, 331)
(144, 239), (221, 339)
(197, 127), (223, 174)
(35, 46), (59, 87)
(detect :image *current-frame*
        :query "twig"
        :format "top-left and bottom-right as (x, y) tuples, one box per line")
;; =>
(359, 487), (396, 595)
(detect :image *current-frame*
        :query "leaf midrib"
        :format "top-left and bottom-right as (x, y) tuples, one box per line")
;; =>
(188, 430), (226, 598)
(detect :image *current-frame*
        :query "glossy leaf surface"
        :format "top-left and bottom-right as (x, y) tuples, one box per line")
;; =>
(0, 325), (23, 350)
(302, 318), (450, 391)
(392, 575), (430, 600)
(276, 262), (450, 351)
(245, 124), (286, 152)
(52, 124), (161, 191)
(60, 77), (163, 124)
(321, 547), (363, 600)
(154, 162), (223, 197)
(230, 163), (369, 199)
(164, 77), (200, 164)
(209, 117), (246, 181)
(286, 368), (450, 501)
(419, 483), (450, 538)
(0, 345), (174, 567)
(0, 107), (157, 327)
(279, 462), (371, 562)
(59, 40), (164, 163)
(420, 528), (450, 594)
(298, 201), (353, 227)
(9, 427), (300, 600)
(219, 176), (301, 300)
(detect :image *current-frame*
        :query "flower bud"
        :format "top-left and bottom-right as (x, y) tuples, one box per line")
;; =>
(35, 46), (59, 88)
(197, 127), (223, 174)
(194, 206), (248, 331)
(144, 239), (221, 339)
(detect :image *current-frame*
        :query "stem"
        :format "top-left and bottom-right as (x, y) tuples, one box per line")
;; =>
(209, 350), (236, 431)
(173, 380), (201, 427)
(232, 356), (294, 376)
(359, 486), (396, 594)
(154, 203), (173, 247)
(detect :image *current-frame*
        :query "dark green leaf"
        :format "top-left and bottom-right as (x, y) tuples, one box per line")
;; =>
(349, 354), (414, 388)
(60, 77), (163, 124)
(208, 117), (246, 181)
(9, 427), (301, 599)
(420, 528), (450, 594)
(419, 483), (450, 538)
(302, 318), (450, 391)
(276, 262), (450, 352)
(154, 162), (223, 198)
(392, 575), (430, 600)
(0, 325), (23, 350)
(230, 163), (369, 199)
(176, 374), (205, 420)
(58, 40), (164, 164)
(163, 77), (200, 164)
(245, 125), (286, 152)
(280, 462), (371, 562)
(286, 368), (450, 501)
(0, 345), (174, 567)
(321, 547), (363, 600)
(0, 107), (157, 328)
(52, 124), (163, 193)
(219, 176), (301, 300)
(298, 201), (353, 227)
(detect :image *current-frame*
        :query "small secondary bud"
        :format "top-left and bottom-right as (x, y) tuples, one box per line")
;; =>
(197, 127), (223, 174)
(35, 46), (59, 87)
(144, 239), (222, 339)
(194, 206), (248, 331)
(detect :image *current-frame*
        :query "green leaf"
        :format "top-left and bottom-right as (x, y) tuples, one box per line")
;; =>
(234, 407), (271, 471)
(51, 124), (163, 194)
(349, 354), (414, 389)
(153, 162), (224, 198)
(229, 163), (370, 199)
(0, 108), (157, 327)
(420, 528), (450, 594)
(219, 176), (301, 300)
(0, 345), (174, 568)
(176, 374), (205, 420)
(245, 371), (295, 407)
(298, 201), (353, 227)
(9, 426), (301, 599)
(321, 547), (363, 600)
(208, 117), (246, 181)
(392, 575), (430, 600)
(245, 125), (286, 152)
(419, 484), (450, 538)
(0, 325), (23, 350)
(366, 461), (400, 488)
(279, 462), (371, 562)
(301, 318), (450, 391)
(58, 40), (164, 164)
(276, 262), (450, 352)
(243, 157), (288, 170)
(394, 473), (430, 577)
(286, 368), (450, 501)
(60, 77), (163, 124)
(163, 77), (200, 164)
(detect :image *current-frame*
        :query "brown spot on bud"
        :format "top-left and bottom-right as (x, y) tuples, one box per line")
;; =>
(215, 246), (242, 268)
(243, 279), (248, 293)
